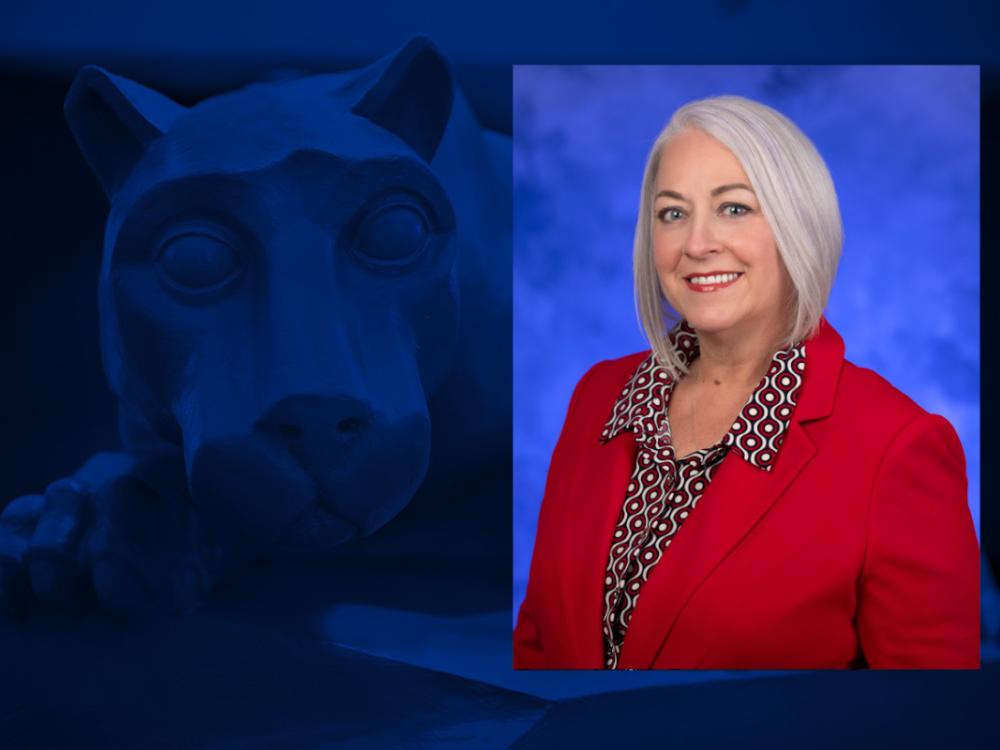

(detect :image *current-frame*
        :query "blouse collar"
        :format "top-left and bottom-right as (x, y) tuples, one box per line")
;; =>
(599, 321), (807, 472)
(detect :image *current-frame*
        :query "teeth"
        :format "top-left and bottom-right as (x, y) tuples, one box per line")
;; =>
(689, 272), (740, 285)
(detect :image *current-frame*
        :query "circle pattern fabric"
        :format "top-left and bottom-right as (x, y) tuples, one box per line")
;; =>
(598, 322), (806, 669)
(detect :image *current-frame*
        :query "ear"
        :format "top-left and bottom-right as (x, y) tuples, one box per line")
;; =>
(351, 36), (455, 163)
(64, 66), (186, 197)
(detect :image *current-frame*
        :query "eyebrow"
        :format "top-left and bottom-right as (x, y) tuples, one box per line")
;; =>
(655, 183), (755, 201)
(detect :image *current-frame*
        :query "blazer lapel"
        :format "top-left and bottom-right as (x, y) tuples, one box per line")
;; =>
(569, 430), (638, 668)
(617, 422), (817, 668)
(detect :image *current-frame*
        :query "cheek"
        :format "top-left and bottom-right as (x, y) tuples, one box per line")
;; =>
(763, 248), (789, 294)
(749, 250), (792, 311)
(651, 232), (681, 276)
(409, 270), (459, 395)
(732, 227), (782, 283)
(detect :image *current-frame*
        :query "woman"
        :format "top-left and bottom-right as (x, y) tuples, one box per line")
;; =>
(513, 96), (979, 670)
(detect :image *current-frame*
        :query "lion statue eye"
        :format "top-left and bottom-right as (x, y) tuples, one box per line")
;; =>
(157, 232), (241, 292)
(353, 202), (431, 269)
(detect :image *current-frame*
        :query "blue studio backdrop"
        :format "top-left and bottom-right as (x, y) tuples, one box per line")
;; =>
(514, 65), (981, 620)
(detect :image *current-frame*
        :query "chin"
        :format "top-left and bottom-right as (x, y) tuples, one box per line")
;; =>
(271, 503), (360, 558)
(681, 309), (744, 335)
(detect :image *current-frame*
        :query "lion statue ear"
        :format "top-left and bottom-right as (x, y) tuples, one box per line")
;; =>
(351, 36), (455, 163)
(64, 66), (186, 197)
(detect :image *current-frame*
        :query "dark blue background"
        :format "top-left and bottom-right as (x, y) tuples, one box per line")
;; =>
(1, 1), (998, 747)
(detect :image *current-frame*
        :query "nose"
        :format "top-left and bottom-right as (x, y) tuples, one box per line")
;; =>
(683, 213), (720, 259)
(257, 394), (373, 449)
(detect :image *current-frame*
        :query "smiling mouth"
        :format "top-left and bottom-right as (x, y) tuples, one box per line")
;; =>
(684, 271), (743, 292)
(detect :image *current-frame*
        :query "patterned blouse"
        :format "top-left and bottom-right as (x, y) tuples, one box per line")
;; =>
(598, 322), (807, 669)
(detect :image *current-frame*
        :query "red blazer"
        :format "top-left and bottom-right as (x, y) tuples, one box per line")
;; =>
(513, 320), (979, 669)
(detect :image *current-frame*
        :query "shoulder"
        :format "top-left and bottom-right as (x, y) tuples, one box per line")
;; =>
(579, 351), (650, 388)
(555, 351), (651, 435)
(570, 351), (649, 406)
(837, 359), (926, 422)
(805, 320), (957, 443)
(829, 358), (964, 466)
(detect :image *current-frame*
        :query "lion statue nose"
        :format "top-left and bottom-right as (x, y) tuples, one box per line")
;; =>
(257, 394), (373, 452)
(187, 392), (429, 555)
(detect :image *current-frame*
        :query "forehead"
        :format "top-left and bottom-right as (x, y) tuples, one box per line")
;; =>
(656, 129), (748, 188)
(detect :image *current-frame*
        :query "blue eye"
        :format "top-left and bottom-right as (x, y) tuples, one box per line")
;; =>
(721, 203), (751, 217)
(658, 207), (685, 223)
(355, 202), (430, 268)
(157, 232), (241, 292)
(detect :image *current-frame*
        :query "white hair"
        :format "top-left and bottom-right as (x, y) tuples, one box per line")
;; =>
(634, 95), (843, 377)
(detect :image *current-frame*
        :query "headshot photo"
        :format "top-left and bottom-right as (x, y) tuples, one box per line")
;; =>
(513, 65), (981, 670)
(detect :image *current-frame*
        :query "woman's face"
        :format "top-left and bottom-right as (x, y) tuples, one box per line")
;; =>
(652, 128), (792, 342)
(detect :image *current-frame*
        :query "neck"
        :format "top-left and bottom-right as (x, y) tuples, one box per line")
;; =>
(687, 324), (782, 388)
